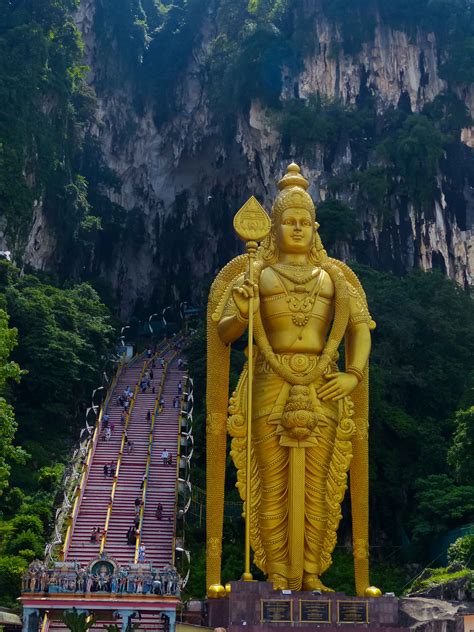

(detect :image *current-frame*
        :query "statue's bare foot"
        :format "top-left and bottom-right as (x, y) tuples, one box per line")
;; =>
(302, 575), (334, 592)
(270, 574), (288, 590)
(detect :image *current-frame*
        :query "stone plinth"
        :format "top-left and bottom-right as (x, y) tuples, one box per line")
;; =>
(206, 581), (405, 632)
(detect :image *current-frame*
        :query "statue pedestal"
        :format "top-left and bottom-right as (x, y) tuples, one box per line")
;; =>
(206, 581), (406, 632)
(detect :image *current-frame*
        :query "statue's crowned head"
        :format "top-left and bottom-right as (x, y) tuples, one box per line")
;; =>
(271, 162), (316, 226)
(260, 162), (325, 265)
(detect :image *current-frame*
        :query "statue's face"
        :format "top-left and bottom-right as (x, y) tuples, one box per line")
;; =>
(275, 208), (314, 254)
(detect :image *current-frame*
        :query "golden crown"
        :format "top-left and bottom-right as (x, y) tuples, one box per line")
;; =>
(272, 163), (315, 223)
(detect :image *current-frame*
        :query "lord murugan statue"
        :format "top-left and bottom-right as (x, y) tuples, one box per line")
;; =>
(206, 163), (375, 597)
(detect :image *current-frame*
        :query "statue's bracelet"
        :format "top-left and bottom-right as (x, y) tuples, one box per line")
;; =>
(236, 311), (249, 325)
(346, 366), (364, 382)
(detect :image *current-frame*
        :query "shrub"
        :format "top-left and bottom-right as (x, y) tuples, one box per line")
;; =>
(9, 514), (44, 537)
(448, 535), (474, 569)
(0, 555), (28, 606)
(5, 529), (44, 558)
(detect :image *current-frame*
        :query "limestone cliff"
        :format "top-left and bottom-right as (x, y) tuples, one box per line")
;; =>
(9, 0), (474, 315)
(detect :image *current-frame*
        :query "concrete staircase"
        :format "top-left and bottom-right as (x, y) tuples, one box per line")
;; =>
(44, 347), (184, 632)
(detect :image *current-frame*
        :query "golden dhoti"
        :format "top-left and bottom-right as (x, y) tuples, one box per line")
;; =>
(229, 352), (355, 591)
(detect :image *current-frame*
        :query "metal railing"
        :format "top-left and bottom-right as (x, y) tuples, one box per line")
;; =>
(173, 371), (192, 588)
(48, 359), (126, 563)
(134, 347), (174, 563)
(100, 360), (149, 554)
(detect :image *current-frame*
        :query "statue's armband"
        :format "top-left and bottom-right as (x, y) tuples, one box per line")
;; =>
(347, 282), (371, 330)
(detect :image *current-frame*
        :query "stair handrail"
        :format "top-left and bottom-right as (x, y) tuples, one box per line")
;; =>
(133, 395), (159, 562)
(60, 357), (126, 561)
(133, 363), (164, 562)
(134, 348), (178, 563)
(173, 371), (192, 587)
(99, 357), (149, 554)
(172, 374), (188, 557)
(40, 611), (49, 632)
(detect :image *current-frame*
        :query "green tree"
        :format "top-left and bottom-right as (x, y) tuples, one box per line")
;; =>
(317, 199), (360, 249)
(377, 114), (446, 209)
(9, 514), (44, 538)
(0, 305), (25, 496)
(349, 268), (474, 545)
(38, 464), (65, 492)
(448, 407), (474, 483)
(0, 261), (115, 609)
(5, 529), (44, 559)
(1, 262), (114, 445)
(448, 535), (474, 568)
(411, 475), (474, 544)
(0, 0), (85, 236)
(0, 555), (27, 607)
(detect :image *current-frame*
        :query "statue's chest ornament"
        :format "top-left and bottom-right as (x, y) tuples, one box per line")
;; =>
(286, 295), (315, 326)
(272, 265), (324, 328)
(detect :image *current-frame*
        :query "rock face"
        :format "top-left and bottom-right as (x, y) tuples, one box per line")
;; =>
(407, 567), (473, 602)
(399, 597), (471, 632)
(10, 1), (474, 315)
(292, 23), (446, 111)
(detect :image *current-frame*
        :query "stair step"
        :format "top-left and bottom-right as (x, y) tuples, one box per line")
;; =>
(65, 352), (183, 575)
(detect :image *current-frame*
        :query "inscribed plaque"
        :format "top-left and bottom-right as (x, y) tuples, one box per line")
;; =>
(337, 601), (369, 623)
(261, 599), (293, 623)
(300, 600), (331, 623)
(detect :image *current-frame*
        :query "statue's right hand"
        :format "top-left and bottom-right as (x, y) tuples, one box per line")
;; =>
(232, 279), (259, 320)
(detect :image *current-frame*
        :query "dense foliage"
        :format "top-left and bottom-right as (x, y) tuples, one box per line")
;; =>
(1, 1), (81, 234)
(354, 267), (474, 552)
(448, 535), (474, 568)
(448, 407), (474, 483)
(0, 261), (114, 606)
(184, 268), (474, 598)
(0, 305), (25, 497)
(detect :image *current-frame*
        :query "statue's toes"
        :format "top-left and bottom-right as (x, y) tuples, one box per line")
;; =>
(302, 576), (334, 592)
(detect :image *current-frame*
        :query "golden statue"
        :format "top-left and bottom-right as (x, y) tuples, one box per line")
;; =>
(206, 163), (375, 597)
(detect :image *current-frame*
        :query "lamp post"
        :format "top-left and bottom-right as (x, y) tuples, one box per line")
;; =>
(162, 306), (173, 328)
(92, 386), (104, 406)
(91, 386), (105, 424)
(119, 325), (130, 346)
(179, 302), (188, 335)
(148, 312), (159, 335)
(118, 325), (130, 357)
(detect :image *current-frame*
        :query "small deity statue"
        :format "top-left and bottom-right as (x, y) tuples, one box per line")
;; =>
(29, 571), (37, 593)
(48, 572), (58, 589)
(76, 567), (87, 593)
(110, 573), (117, 593)
(86, 573), (93, 593)
(207, 163), (375, 595)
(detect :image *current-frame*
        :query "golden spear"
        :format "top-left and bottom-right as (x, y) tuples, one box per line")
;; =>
(233, 196), (271, 581)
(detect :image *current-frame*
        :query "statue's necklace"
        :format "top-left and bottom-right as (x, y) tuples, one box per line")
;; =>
(273, 263), (318, 286)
